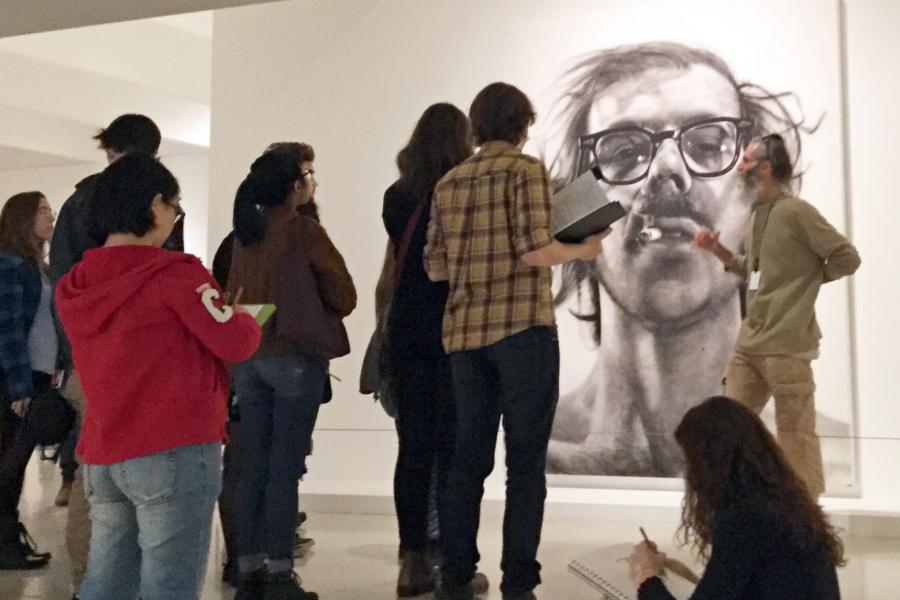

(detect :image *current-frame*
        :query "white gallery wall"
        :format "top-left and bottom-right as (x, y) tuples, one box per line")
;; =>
(0, 155), (210, 261)
(0, 13), (214, 262)
(208, 0), (900, 509)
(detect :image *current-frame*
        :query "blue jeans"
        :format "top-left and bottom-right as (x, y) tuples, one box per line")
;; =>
(78, 443), (222, 600)
(232, 352), (325, 575)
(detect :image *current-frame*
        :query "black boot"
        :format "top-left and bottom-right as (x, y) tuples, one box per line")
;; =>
(263, 570), (318, 600)
(0, 523), (50, 570)
(235, 568), (266, 600)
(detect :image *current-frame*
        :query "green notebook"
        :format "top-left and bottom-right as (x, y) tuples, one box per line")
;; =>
(241, 304), (277, 326)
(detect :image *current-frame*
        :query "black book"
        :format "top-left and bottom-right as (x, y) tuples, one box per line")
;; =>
(551, 166), (626, 243)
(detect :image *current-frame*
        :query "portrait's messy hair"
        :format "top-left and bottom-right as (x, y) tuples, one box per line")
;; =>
(550, 42), (821, 343)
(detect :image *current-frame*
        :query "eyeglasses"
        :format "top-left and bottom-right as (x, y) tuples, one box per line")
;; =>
(300, 169), (315, 180)
(576, 117), (752, 185)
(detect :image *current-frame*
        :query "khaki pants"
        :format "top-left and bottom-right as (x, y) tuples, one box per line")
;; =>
(62, 372), (91, 590)
(724, 352), (825, 496)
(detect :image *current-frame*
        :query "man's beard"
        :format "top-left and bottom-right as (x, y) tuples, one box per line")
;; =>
(739, 170), (761, 198)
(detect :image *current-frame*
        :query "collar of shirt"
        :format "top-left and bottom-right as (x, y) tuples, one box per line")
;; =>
(752, 188), (788, 208)
(478, 140), (520, 157)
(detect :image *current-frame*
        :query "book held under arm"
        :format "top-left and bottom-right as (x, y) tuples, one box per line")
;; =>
(552, 166), (626, 243)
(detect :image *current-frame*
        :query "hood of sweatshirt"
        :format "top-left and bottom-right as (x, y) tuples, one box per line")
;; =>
(56, 245), (197, 338)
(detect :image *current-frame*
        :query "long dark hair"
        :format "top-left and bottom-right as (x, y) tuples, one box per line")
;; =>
(233, 150), (302, 245)
(397, 103), (472, 202)
(0, 191), (46, 266)
(675, 397), (845, 567)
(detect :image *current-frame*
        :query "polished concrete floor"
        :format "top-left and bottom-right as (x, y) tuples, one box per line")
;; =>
(3, 456), (899, 599)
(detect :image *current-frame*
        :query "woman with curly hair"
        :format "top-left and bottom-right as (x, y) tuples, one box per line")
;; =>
(630, 396), (844, 599)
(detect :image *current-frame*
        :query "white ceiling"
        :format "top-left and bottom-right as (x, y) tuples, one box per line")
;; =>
(0, 10), (218, 171)
(0, 0), (273, 38)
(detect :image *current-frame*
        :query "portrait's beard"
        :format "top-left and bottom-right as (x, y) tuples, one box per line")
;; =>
(595, 182), (739, 330)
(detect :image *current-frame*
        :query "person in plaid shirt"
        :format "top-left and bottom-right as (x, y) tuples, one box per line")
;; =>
(426, 82), (609, 600)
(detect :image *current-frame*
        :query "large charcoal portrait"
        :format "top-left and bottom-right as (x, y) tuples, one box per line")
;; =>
(543, 41), (853, 484)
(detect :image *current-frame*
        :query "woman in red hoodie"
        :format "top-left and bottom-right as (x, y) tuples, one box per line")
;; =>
(55, 154), (261, 600)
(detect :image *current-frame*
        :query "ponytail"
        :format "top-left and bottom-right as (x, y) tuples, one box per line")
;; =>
(233, 150), (302, 245)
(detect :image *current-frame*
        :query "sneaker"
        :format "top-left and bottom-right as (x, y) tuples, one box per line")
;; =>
(55, 480), (73, 507)
(293, 534), (315, 558)
(263, 570), (318, 600)
(234, 569), (266, 600)
(397, 550), (434, 597)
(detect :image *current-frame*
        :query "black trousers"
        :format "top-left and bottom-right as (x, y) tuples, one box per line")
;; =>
(0, 372), (51, 542)
(440, 327), (559, 595)
(392, 353), (456, 553)
(219, 421), (239, 565)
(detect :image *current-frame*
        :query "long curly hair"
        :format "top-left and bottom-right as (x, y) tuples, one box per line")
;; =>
(675, 397), (845, 567)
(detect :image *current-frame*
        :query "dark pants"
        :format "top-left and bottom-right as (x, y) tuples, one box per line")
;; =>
(392, 353), (455, 553)
(0, 372), (51, 542)
(59, 413), (80, 483)
(232, 353), (324, 574)
(440, 327), (559, 595)
(219, 421), (239, 567)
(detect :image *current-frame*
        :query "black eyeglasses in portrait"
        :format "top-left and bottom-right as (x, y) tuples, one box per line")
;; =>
(576, 117), (753, 185)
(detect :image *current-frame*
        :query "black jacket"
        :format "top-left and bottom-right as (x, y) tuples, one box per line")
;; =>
(49, 172), (185, 366)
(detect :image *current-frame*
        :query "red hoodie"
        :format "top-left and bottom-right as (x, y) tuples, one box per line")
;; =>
(56, 245), (261, 465)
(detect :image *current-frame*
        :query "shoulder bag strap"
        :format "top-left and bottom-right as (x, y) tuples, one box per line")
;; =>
(391, 203), (424, 291)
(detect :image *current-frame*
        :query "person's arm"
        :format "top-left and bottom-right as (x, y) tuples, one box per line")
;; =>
(303, 219), (357, 317)
(796, 204), (861, 283)
(161, 260), (261, 363)
(638, 504), (770, 600)
(424, 194), (449, 282)
(0, 261), (34, 406)
(694, 228), (747, 280)
(512, 160), (605, 267)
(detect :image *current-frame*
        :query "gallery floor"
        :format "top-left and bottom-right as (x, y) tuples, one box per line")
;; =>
(3, 457), (898, 599)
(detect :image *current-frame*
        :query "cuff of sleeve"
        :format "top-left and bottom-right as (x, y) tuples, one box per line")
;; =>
(724, 256), (744, 275)
(425, 263), (449, 282)
(637, 576), (668, 599)
(6, 374), (33, 403)
(515, 228), (554, 256)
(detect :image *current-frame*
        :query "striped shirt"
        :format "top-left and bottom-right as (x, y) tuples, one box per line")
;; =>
(424, 141), (555, 352)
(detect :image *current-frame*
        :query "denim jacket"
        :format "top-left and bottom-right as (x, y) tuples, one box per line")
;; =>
(0, 253), (41, 403)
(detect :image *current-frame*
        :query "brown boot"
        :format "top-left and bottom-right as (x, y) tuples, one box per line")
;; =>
(397, 550), (434, 597)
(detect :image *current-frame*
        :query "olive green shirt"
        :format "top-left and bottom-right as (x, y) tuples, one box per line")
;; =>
(726, 193), (860, 356)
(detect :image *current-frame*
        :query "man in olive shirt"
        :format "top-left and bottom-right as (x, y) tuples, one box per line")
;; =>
(695, 134), (860, 496)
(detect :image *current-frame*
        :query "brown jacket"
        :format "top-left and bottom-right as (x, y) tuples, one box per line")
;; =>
(228, 205), (356, 357)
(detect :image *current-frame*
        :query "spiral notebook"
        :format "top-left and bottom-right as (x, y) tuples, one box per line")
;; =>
(568, 543), (695, 600)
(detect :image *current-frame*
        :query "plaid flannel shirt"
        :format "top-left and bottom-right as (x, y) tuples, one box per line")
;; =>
(0, 253), (41, 402)
(424, 141), (555, 352)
